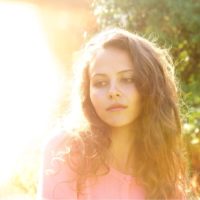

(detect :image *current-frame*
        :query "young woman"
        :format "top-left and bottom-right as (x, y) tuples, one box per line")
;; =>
(37, 28), (189, 199)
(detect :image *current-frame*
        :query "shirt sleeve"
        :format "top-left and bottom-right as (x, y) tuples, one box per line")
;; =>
(36, 133), (77, 200)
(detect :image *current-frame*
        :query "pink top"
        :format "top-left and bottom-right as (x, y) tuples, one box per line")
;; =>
(37, 133), (145, 200)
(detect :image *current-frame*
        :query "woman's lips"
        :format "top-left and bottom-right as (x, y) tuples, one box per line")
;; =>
(106, 104), (127, 112)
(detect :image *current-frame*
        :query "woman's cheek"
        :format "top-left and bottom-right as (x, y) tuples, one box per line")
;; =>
(90, 89), (105, 109)
(123, 84), (137, 92)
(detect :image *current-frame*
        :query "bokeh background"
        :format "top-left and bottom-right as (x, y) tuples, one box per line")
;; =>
(0, 0), (199, 199)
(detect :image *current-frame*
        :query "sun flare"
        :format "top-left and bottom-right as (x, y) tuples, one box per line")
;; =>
(0, 2), (65, 185)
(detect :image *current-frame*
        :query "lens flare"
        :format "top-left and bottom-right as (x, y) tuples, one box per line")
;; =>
(0, 2), (65, 185)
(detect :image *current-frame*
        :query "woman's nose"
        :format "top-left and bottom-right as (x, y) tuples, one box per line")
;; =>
(108, 84), (121, 99)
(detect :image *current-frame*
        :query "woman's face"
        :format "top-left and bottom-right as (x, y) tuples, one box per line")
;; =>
(89, 47), (141, 128)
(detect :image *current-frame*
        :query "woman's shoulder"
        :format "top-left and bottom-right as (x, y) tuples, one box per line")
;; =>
(37, 131), (77, 199)
(41, 130), (74, 171)
(42, 131), (78, 173)
(43, 131), (70, 152)
(42, 130), (81, 160)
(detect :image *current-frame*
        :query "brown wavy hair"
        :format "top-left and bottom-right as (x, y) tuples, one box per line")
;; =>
(61, 28), (188, 199)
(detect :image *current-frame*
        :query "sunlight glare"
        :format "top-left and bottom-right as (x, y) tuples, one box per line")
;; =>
(0, 2), (65, 184)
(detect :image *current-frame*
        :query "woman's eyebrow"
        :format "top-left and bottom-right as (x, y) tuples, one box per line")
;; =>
(91, 73), (106, 79)
(118, 69), (134, 74)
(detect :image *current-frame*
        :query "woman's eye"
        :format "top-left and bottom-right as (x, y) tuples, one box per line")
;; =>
(93, 81), (107, 87)
(121, 77), (135, 83)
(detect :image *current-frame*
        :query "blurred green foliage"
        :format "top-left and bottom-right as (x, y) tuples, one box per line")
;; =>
(2, 144), (41, 199)
(11, 146), (40, 196)
(91, 0), (200, 106)
(92, 0), (200, 192)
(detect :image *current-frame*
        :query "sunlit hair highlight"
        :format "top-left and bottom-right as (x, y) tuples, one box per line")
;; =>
(61, 28), (188, 199)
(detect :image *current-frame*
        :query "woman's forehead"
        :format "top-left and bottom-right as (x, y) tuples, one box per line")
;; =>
(89, 47), (134, 77)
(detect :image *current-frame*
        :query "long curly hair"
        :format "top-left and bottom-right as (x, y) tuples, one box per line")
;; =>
(61, 28), (188, 199)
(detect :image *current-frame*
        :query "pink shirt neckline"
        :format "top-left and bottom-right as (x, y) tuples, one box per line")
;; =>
(109, 166), (136, 182)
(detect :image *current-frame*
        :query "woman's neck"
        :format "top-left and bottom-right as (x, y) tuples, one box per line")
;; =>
(107, 125), (136, 175)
